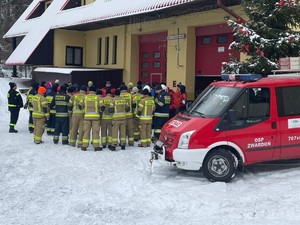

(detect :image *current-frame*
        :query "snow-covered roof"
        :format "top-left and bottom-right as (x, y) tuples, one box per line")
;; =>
(34, 67), (119, 74)
(4, 0), (197, 65)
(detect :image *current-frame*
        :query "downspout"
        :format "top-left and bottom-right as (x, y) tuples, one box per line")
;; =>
(12, 37), (17, 77)
(217, 0), (244, 21)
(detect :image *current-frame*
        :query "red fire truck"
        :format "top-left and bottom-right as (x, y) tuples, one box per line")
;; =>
(151, 74), (300, 182)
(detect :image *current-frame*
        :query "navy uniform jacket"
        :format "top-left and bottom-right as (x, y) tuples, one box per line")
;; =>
(7, 89), (23, 111)
(154, 91), (171, 117)
(50, 93), (70, 118)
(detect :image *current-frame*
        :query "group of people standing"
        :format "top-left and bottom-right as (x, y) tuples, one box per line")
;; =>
(7, 79), (187, 151)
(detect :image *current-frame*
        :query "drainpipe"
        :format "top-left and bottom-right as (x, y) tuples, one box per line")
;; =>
(12, 37), (17, 77)
(217, 0), (244, 21)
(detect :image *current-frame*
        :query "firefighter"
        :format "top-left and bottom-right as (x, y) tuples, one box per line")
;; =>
(50, 85), (70, 145)
(32, 86), (49, 144)
(45, 84), (58, 135)
(109, 89), (129, 151)
(137, 89), (155, 147)
(68, 85), (87, 148)
(7, 82), (23, 133)
(132, 86), (143, 141)
(80, 86), (102, 151)
(153, 84), (171, 141)
(25, 82), (39, 133)
(120, 85), (135, 146)
(100, 89), (113, 149)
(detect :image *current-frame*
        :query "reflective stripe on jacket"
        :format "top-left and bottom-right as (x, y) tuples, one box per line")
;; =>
(50, 93), (71, 118)
(32, 94), (49, 118)
(69, 91), (85, 115)
(110, 96), (127, 120)
(120, 90), (133, 118)
(138, 96), (155, 121)
(7, 89), (23, 110)
(100, 94), (113, 120)
(81, 92), (101, 120)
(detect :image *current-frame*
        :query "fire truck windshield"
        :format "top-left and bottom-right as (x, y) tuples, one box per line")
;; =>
(188, 86), (240, 117)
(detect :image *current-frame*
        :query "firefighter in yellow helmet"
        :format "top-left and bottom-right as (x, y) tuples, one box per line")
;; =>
(80, 86), (102, 151)
(137, 88), (155, 147)
(31, 86), (49, 144)
(109, 89), (130, 151)
(68, 85), (87, 148)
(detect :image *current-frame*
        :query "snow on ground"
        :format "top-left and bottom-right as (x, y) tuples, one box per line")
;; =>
(1, 78), (300, 225)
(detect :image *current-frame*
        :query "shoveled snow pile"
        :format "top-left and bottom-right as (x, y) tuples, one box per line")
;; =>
(1, 78), (300, 225)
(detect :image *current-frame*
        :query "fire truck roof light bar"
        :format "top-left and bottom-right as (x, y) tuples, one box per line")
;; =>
(221, 74), (262, 82)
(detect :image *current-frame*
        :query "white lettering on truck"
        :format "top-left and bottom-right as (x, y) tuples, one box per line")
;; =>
(247, 137), (272, 149)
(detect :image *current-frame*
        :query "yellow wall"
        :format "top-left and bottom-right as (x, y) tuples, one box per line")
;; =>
(85, 26), (126, 73)
(53, 5), (246, 99)
(45, 1), (52, 9)
(53, 29), (85, 67)
(82, 0), (95, 5)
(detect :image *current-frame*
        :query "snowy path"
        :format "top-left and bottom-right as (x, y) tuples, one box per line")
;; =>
(1, 78), (300, 225)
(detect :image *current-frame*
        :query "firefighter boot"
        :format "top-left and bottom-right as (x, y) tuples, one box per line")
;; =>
(109, 146), (116, 151)
(94, 147), (103, 151)
(9, 126), (18, 133)
(62, 140), (69, 145)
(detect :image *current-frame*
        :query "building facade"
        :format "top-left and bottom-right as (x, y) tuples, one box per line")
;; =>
(4, 0), (246, 99)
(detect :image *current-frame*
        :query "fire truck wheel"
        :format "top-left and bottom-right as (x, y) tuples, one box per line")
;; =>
(203, 148), (237, 182)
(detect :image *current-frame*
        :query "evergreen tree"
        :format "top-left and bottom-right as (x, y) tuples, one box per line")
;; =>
(222, 0), (300, 76)
(0, 0), (31, 62)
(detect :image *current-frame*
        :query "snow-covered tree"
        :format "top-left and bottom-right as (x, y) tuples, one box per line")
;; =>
(222, 0), (300, 75)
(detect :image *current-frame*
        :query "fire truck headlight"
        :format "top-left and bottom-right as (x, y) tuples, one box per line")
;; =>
(178, 130), (196, 149)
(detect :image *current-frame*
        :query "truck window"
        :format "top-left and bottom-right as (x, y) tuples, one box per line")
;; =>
(218, 88), (270, 130)
(188, 86), (240, 117)
(276, 86), (300, 117)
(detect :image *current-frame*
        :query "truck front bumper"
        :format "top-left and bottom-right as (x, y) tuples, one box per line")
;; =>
(151, 141), (208, 171)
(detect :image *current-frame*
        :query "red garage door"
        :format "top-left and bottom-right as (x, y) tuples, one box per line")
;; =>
(139, 32), (167, 84)
(195, 24), (240, 76)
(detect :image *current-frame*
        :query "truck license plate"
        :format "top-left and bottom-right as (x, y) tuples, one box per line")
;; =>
(156, 140), (164, 148)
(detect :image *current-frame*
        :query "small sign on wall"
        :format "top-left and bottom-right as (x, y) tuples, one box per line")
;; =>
(173, 80), (177, 87)
(218, 47), (225, 52)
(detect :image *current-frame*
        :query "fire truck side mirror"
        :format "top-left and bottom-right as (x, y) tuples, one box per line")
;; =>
(228, 109), (237, 123)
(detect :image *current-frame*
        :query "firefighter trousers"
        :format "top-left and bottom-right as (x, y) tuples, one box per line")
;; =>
(82, 120), (100, 148)
(111, 119), (126, 147)
(33, 117), (46, 143)
(46, 113), (55, 134)
(69, 113), (84, 147)
(139, 120), (152, 147)
(28, 110), (34, 132)
(153, 116), (169, 139)
(133, 116), (140, 141)
(126, 117), (135, 145)
(9, 108), (20, 128)
(53, 117), (69, 144)
(101, 119), (112, 147)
